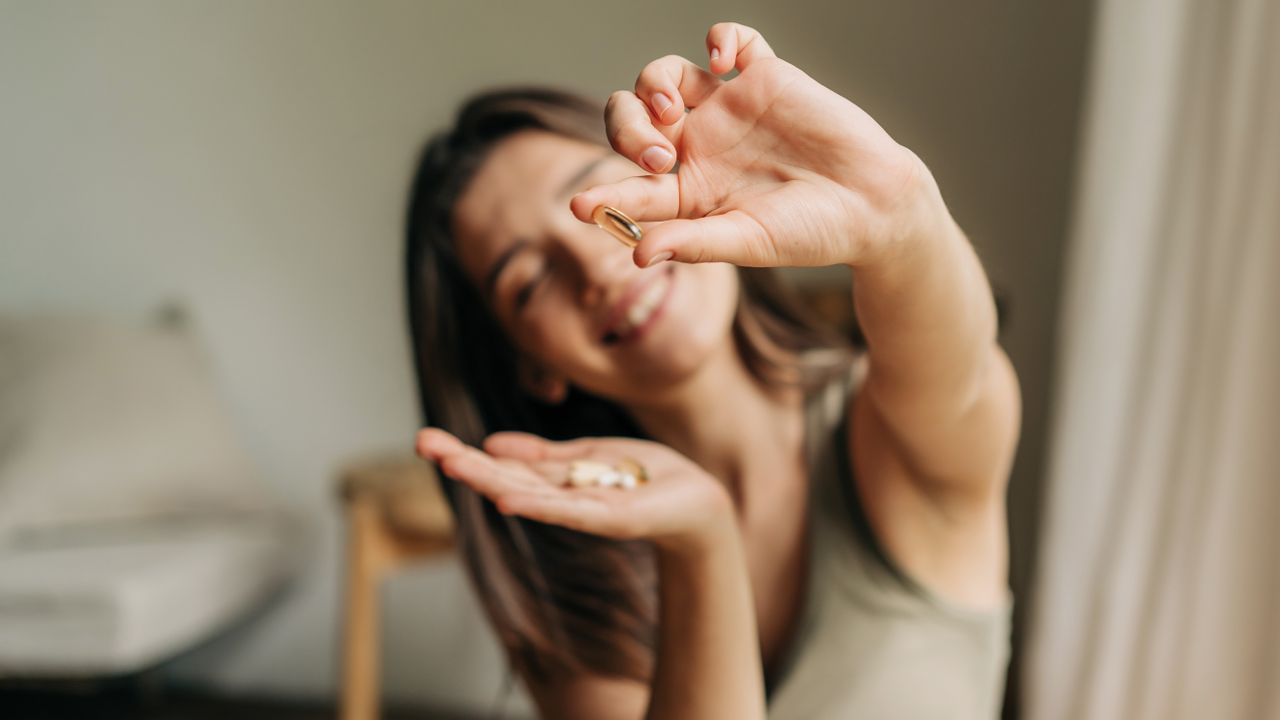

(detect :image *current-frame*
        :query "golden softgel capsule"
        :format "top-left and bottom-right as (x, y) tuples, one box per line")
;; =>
(591, 205), (642, 248)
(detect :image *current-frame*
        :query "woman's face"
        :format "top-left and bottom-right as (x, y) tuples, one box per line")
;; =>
(452, 130), (739, 405)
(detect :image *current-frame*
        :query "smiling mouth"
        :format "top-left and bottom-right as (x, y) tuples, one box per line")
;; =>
(602, 270), (673, 345)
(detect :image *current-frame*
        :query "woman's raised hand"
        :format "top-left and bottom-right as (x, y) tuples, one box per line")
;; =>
(570, 22), (941, 270)
(417, 428), (734, 555)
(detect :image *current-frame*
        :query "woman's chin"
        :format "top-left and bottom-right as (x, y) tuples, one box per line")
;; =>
(576, 263), (738, 398)
(612, 273), (730, 371)
(614, 314), (735, 388)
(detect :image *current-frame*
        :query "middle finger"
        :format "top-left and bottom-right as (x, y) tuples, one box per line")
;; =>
(440, 449), (548, 497)
(634, 53), (722, 124)
(606, 90), (679, 174)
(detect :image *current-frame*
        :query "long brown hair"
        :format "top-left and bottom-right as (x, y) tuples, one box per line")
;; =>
(405, 86), (853, 683)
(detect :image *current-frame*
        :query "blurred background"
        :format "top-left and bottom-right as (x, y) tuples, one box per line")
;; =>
(1, 1), (1274, 719)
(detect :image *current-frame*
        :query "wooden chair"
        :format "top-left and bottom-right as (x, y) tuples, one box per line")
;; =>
(338, 454), (454, 720)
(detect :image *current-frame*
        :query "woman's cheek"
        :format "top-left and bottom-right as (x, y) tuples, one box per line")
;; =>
(521, 314), (593, 366)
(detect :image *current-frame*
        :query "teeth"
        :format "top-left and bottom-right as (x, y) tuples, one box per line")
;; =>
(615, 275), (669, 338)
(626, 297), (655, 327)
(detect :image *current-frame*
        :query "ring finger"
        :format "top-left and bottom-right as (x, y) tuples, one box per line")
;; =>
(605, 90), (679, 174)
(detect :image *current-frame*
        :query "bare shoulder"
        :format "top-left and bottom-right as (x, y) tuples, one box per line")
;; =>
(846, 348), (1019, 609)
(524, 670), (649, 720)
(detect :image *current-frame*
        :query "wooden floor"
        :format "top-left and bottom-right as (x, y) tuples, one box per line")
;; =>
(0, 687), (484, 720)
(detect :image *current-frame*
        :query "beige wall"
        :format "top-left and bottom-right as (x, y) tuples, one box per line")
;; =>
(0, 0), (1092, 713)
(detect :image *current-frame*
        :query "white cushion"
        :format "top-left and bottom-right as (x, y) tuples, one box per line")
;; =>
(0, 313), (271, 542)
(0, 515), (295, 676)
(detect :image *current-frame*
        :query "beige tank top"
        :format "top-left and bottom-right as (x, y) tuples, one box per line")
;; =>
(766, 356), (1012, 719)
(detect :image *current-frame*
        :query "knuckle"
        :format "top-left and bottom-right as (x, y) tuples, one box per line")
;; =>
(605, 90), (629, 113)
(637, 187), (655, 216)
(636, 59), (661, 86)
(639, 54), (680, 81)
(564, 438), (598, 458)
(612, 119), (651, 149)
(605, 97), (647, 146)
(605, 117), (626, 145)
(658, 54), (687, 73)
(440, 455), (464, 477)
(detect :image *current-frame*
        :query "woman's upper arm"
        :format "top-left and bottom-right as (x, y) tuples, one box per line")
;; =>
(848, 347), (1019, 608)
(860, 345), (1021, 501)
(524, 671), (650, 720)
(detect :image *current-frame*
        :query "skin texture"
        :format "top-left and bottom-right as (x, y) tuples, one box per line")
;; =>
(418, 21), (1021, 720)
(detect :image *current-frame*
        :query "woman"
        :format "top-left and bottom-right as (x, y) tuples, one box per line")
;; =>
(409, 22), (1019, 719)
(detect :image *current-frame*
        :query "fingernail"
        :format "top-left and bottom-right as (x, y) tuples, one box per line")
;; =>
(641, 146), (673, 173)
(711, 47), (720, 61)
(646, 250), (674, 267)
(651, 92), (672, 118)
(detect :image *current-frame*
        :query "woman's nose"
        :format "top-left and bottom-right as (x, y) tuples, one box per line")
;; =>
(560, 224), (634, 306)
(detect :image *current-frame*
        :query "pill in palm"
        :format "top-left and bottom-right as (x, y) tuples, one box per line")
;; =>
(615, 457), (648, 485)
(565, 458), (649, 490)
(566, 460), (614, 487)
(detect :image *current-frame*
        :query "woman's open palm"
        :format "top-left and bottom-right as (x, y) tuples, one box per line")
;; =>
(570, 22), (929, 270)
(417, 428), (732, 552)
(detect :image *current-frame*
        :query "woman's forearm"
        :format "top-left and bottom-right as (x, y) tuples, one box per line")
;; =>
(849, 158), (1001, 412)
(646, 507), (765, 720)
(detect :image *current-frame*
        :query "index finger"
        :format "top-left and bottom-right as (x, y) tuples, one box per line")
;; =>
(569, 172), (680, 225)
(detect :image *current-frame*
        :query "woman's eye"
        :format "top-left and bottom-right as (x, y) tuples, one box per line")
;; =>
(513, 267), (548, 310)
(514, 280), (537, 308)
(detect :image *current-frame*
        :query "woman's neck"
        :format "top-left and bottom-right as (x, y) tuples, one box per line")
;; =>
(624, 343), (807, 502)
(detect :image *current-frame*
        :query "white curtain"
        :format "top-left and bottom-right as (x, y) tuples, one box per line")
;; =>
(1024, 0), (1280, 717)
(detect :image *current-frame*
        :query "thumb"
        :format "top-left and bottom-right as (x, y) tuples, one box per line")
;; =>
(634, 211), (772, 267)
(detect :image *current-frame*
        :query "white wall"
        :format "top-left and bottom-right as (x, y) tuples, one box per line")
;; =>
(0, 0), (1092, 713)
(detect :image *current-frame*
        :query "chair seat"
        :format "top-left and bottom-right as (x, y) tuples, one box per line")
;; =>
(0, 513), (295, 677)
(339, 455), (453, 540)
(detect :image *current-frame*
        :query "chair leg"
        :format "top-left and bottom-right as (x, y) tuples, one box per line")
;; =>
(342, 495), (383, 720)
